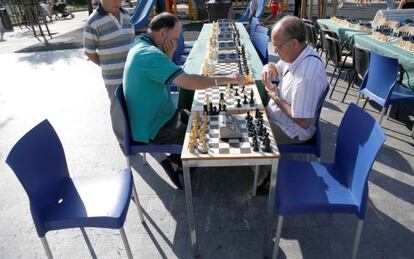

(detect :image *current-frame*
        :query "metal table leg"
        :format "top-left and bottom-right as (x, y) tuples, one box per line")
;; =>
(183, 161), (199, 257)
(263, 159), (279, 258)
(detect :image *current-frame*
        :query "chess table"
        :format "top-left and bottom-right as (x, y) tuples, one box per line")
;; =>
(181, 21), (279, 258)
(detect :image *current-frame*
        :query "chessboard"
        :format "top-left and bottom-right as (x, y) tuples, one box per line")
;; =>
(181, 110), (279, 160)
(192, 84), (263, 112)
(217, 53), (238, 63)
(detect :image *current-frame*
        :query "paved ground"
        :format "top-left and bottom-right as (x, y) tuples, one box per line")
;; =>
(0, 2), (413, 259)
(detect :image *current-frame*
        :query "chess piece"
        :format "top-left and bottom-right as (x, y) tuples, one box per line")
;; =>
(236, 99), (241, 108)
(262, 137), (271, 152)
(255, 108), (260, 118)
(220, 92), (224, 101)
(252, 139), (259, 152)
(243, 94), (248, 105)
(235, 89), (239, 96)
(189, 140), (195, 153)
(226, 85), (232, 97)
(223, 104), (227, 112)
(245, 111), (252, 121)
(242, 85), (245, 94)
(249, 90), (255, 105)
(203, 104), (208, 113)
(199, 140), (208, 154)
(213, 106), (218, 115)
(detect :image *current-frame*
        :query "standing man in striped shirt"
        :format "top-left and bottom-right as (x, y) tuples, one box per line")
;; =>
(257, 16), (328, 194)
(83, 0), (135, 147)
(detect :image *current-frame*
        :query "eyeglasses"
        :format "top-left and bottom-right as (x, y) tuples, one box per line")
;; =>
(273, 38), (292, 49)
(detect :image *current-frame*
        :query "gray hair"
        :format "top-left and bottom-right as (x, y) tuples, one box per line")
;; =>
(148, 12), (179, 32)
(275, 16), (306, 44)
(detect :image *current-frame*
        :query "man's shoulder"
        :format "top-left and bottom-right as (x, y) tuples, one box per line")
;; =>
(85, 10), (106, 27)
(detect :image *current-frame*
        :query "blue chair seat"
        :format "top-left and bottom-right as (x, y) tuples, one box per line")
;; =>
(389, 83), (414, 104)
(277, 160), (358, 216)
(44, 170), (132, 230)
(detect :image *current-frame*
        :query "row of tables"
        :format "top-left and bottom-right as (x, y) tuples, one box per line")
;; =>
(179, 22), (280, 257)
(317, 18), (414, 90)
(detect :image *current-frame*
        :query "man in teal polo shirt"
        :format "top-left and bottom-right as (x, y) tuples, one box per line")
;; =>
(123, 13), (246, 189)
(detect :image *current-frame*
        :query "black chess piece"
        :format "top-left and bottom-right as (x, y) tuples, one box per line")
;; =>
(255, 108), (260, 118)
(209, 103), (213, 115)
(235, 89), (239, 96)
(245, 111), (252, 121)
(213, 106), (218, 115)
(243, 94), (248, 105)
(262, 137), (271, 152)
(249, 90), (255, 105)
(220, 92), (224, 101)
(223, 104), (227, 112)
(253, 140), (259, 152)
(203, 104), (208, 113)
(242, 85), (245, 93)
(236, 99), (241, 108)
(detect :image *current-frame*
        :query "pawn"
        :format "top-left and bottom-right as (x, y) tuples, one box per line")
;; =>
(252, 140), (259, 152)
(236, 99), (241, 108)
(235, 89), (239, 96)
(243, 94), (248, 105)
(213, 106), (218, 115)
(199, 141), (208, 154)
(242, 85), (246, 94)
(249, 90), (255, 105)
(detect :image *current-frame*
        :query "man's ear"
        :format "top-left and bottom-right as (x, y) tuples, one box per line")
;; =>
(160, 28), (167, 39)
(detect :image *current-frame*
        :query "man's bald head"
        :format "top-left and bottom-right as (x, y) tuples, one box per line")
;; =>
(272, 16), (306, 45)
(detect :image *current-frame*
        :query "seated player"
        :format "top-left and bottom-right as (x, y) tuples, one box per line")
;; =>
(123, 13), (246, 189)
(258, 16), (328, 194)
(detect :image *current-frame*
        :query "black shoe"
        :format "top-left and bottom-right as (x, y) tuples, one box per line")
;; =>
(161, 159), (183, 189)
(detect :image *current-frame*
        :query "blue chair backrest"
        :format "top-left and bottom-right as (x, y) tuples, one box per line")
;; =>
(6, 120), (70, 235)
(250, 17), (259, 37)
(255, 25), (269, 35)
(173, 31), (185, 64)
(115, 85), (136, 155)
(335, 103), (385, 218)
(252, 31), (269, 64)
(238, 2), (251, 22)
(360, 51), (399, 105)
(254, 0), (267, 18)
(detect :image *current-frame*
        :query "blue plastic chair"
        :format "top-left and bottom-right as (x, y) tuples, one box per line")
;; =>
(254, 0), (267, 19)
(255, 25), (269, 35)
(115, 86), (182, 170)
(278, 84), (330, 160)
(173, 31), (190, 66)
(238, 2), (251, 22)
(5, 120), (144, 259)
(271, 104), (386, 259)
(250, 17), (259, 37)
(252, 31), (269, 64)
(356, 51), (414, 125)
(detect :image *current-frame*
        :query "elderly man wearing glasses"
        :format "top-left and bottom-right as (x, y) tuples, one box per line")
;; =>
(257, 16), (328, 194)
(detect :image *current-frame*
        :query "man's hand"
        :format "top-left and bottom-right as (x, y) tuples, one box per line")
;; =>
(164, 38), (177, 60)
(261, 64), (278, 89)
(265, 82), (281, 103)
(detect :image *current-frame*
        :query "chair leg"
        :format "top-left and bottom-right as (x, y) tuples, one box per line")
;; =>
(351, 219), (364, 259)
(386, 105), (392, 119)
(379, 107), (387, 125)
(80, 227), (97, 259)
(40, 236), (53, 259)
(332, 70), (342, 92)
(356, 93), (361, 105)
(119, 227), (133, 259)
(362, 98), (368, 109)
(126, 156), (131, 171)
(272, 215), (284, 259)
(342, 74), (355, 103)
(252, 165), (259, 196)
(142, 153), (147, 165)
(132, 183), (145, 223)
(330, 67), (337, 84)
